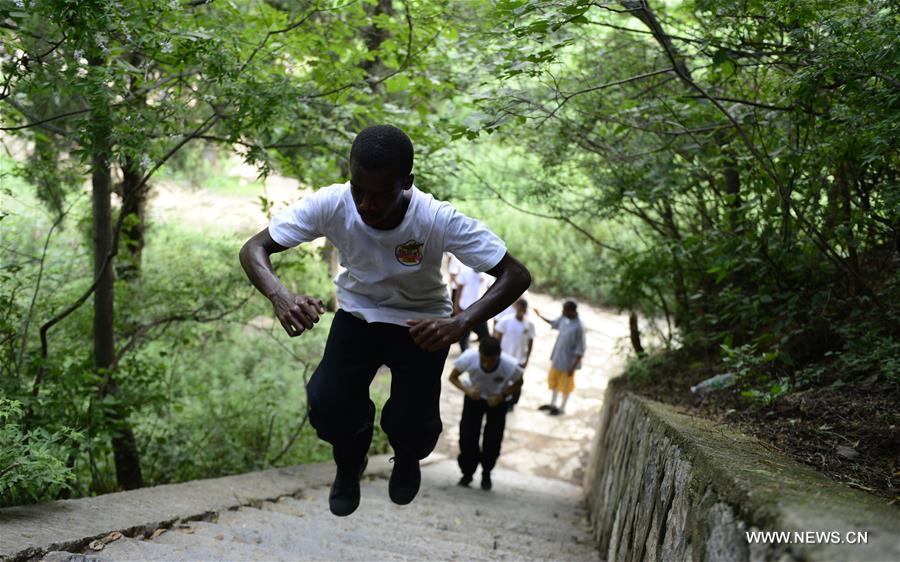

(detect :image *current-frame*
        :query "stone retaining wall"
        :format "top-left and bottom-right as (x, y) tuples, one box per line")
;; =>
(583, 379), (899, 562)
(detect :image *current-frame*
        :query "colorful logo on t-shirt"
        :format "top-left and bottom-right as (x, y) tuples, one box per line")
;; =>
(395, 240), (424, 266)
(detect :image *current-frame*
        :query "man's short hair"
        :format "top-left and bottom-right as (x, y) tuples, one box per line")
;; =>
(563, 300), (577, 311)
(479, 336), (501, 357)
(516, 298), (528, 309)
(349, 125), (414, 175)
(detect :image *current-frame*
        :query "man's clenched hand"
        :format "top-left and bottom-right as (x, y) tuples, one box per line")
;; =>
(406, 316), (467, 351)
(271, 292), (325, 337)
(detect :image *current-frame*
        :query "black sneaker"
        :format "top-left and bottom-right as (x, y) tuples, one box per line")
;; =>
(388, 455), (421, 505)
(457, 474), (473, 487)
(480, 471), (492, 491)
(329, 456), (368, 517)
(549, 406), (563, 416)
(538, 404), (553, 411)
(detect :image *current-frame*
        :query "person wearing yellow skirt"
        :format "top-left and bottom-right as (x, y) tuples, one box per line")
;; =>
(534, 300), (585, 416)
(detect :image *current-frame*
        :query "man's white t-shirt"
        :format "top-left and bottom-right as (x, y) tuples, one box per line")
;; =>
(456, 266), (486, 311)
(453, 349), (524, 400)
(495, 315), (536, 365)
(268, 183), (507, 326)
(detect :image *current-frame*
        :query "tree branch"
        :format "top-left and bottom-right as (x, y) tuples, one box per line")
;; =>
(111, 294), (251, 369)
(539, 67), (674, 126)
(622, 0), (874, 296)
(463, 163), (621, 253)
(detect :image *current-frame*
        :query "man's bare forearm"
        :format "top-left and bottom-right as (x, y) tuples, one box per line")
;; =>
(240, 245), (288, 301)
(457, 253), (531, 330)
(239, 229), (325, 337)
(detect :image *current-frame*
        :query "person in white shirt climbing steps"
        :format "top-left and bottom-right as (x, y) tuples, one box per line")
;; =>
(448, 337), (524, 491)
(494, 298), (535, 411)
(239, 125), (531, 516)
(534, 300), (586, 416)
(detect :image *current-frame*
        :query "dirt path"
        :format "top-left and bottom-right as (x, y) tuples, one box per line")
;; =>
(147, 162), (306, 236)
(150, 175), (634, 486)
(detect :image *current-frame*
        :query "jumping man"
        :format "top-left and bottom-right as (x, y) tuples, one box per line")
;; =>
(239, 125), (531, 516)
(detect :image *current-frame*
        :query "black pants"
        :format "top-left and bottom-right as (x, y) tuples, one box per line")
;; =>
(458, 320), (489, 352)
(508, 384), (522, 410)
(306, 309), (450, 467)
(457, 395), (508, 477)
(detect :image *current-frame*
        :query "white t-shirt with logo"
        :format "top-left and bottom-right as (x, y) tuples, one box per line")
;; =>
(495, 315), (536, 365)
(453, 349), (524, 400)
(268, 183), (507, 326)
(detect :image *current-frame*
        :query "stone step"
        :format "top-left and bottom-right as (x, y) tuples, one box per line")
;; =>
(152, 526), (302, 561)
(214, 505), (447, 560)
(279, 488), (594, 560)
(265, 461), (598, 560)
(258, 499), (494, 560)
(156, 520), (355, 561)
(331, 464), (590, 538)
(36, 458), (601, 562)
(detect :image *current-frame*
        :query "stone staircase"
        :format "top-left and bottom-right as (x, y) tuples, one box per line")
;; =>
(37, 458), (600, 561)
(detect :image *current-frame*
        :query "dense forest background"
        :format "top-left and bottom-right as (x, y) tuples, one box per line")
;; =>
(2, 0), (897, 505)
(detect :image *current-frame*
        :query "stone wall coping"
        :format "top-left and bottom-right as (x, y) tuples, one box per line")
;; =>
(600, 382), (899, 561)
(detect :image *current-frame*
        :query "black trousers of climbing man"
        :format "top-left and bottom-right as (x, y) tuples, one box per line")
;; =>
(458, 395), (508, 477)
(306, 309), (449, 469)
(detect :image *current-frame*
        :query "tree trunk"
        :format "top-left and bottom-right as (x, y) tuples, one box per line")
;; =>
(89, 56), (143, 490)
(115, 54), (149, 280)
(115, 155), (147, 280)
(320, 241), (340, 311)
(724, 154), (742, 234)
(835, 160), (862, 293)
(360, 0), (395, 84)
(629, 311), (645, 357)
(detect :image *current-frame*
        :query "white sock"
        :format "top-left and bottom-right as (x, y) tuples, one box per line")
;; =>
(559, 393), (570, 412)
(550, 390), (559, 406)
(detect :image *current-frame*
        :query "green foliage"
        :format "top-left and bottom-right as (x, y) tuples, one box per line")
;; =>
(830, 316), (900, 384)
(130, 317), (393, 486)
(470, 0), (899, 398)
(0, 189), (350, 504)
(434, 141), (630, 303)
(623, 353), (668, 384)
(458, 199), (614, 302)
(0, 399), (79, 504)
(720, 343), (790, 405)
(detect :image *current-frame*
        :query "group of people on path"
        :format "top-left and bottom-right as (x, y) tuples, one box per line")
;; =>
(240, 125), (586, 517)
(446, 292), (586, 491)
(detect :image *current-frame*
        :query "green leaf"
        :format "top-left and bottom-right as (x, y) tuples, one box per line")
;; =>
(384, 75), (410, 94)
(720, 59), (737, 80)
